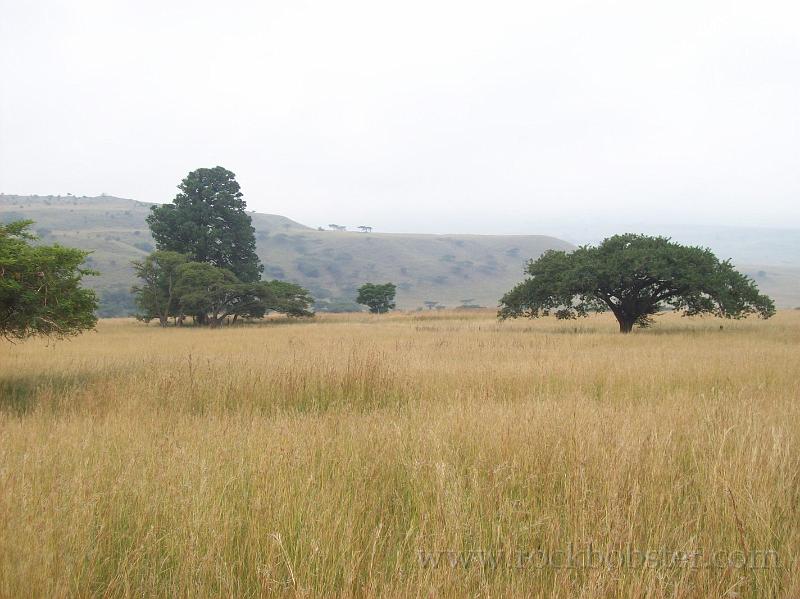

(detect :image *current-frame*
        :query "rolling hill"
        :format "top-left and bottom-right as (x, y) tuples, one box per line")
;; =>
(3, 194), (798, 314)
(0, 194), (575, 315)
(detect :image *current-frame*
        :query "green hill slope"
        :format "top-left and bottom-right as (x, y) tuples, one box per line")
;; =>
(0, 195), (574, 314)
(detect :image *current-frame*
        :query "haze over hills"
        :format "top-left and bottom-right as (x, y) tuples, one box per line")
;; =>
(0, 194), (576, 315)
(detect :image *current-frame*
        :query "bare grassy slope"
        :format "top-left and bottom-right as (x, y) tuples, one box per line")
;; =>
(0, 195), (573, 311)
(260, 228), (574, 310)
(1, 311), (799, 597)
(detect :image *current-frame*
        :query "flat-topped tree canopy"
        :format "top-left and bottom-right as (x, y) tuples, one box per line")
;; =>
(499, 234), (775, 333)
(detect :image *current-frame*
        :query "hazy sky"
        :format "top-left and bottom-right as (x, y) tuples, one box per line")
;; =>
(1, 0), (799, 233)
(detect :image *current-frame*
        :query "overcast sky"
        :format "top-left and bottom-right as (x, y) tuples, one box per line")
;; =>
(1, 0), (799, 233)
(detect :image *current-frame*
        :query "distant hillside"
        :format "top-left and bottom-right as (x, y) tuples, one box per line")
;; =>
(0, 195), (574, 315)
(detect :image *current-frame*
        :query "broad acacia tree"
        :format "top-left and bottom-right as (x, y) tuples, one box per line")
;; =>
(499, 234), (775, 333)
(147, 167), (263, 282)
(356, 282), (396, 314)
(0, 220), (97, 340)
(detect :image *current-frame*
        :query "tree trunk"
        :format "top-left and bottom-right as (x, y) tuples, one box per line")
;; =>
(617, 315), (635, 334)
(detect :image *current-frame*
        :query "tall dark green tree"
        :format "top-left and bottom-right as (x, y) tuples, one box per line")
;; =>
(146, 167), (263, 282)
(0, 220), (97, 340)
(356, 282), (397, 314)
(499, 234), (775, 333)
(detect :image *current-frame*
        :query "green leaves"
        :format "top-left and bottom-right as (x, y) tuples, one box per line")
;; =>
(356, 283), (397, 314)
(499, 234), (775, 333)
(261, 280), (314, 317)
(131, 253), (314, 326)
(131, 251), (188, 325)
(0, 220), (97, 340)
(139, 167), (314, 327)
(146, 167), (263, 283)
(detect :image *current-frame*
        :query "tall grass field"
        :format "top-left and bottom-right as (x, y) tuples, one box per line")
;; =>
(1, 310), (799, 597)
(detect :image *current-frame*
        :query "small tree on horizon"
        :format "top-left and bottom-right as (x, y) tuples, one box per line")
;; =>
(499, 234), (775, 333)
(356, 282), (397, 314)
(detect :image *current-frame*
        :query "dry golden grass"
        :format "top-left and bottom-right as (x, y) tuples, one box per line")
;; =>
(1, 310), (799, 597)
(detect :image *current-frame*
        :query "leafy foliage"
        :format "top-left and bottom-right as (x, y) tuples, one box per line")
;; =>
(262, 280), (314, 317)
(131, 251), (188, 326)
(146, 167), (263, 282)
(137, 169), (314, 327)
(131, 253), (313, 326)
(499, 234), (775, 333)
(356, 282), (397, 314)
(173, 262), (246, 326)
(0, 220), (97, 340)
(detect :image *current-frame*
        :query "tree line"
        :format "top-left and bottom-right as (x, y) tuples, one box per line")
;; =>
(132, 251), (312, 327)
(0, 165), (777, 339)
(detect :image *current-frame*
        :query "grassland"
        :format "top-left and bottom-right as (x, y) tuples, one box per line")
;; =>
(1, 310), (799, 597)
